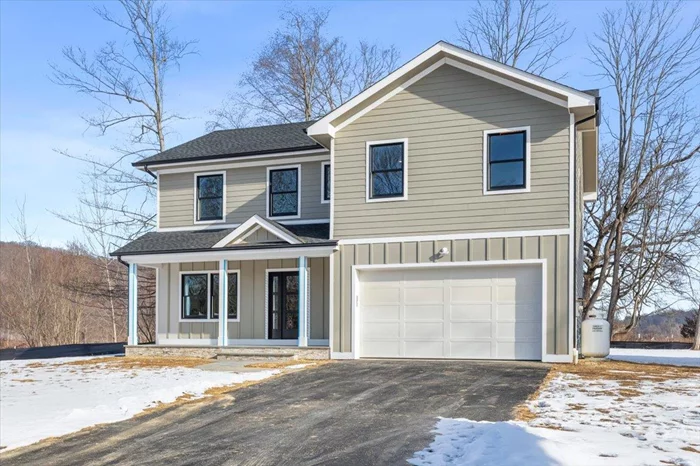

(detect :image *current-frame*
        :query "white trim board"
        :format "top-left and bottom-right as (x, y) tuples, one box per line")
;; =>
(365, 138), (409, 203)
(155, 338), (329, 347)
(144, 149), (329, 173)
(337, 228), (571, 245)
(350, 259), (567, 362)
(482, 127), (531, 195)
(121, 245), (337, 265)
(212, 214), (302, 248)
(266, 164), (302, 221)
(178, 269), (241, 323)
(307, 41), (595, 140)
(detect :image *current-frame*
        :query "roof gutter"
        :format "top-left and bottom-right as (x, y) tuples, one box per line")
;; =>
(575, 96), (601, 127)
(142, 166), (157, 179)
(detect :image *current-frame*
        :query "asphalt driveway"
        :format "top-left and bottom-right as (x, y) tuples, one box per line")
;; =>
(2, 360), (549, 466)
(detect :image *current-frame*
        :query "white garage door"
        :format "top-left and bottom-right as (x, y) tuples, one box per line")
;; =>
(358, 265), (542, 360)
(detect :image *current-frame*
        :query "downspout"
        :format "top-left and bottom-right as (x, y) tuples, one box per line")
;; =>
(117, 256), (129, 268)
(572, 96), (600, 356)
(143, 166), (157, 180)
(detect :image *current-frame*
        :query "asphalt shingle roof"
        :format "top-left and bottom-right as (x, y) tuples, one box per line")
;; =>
(111, 223), (332, 256)
(133, 121), (322, 167)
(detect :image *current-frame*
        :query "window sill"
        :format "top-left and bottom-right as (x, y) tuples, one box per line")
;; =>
(366, 195), (408, 203)
(483, 187), (530, 196)
(267, 214), (301, 221)
(193, 219), (227, 225)
(179, 318), (241, 323)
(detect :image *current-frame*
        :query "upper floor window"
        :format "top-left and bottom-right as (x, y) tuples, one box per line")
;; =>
(322, 162), (331, 203)
(268, 165), (300, 218)
(366, 139), (408, 202)
(484, 128), (530, 194)
(196, 173), (224, 222)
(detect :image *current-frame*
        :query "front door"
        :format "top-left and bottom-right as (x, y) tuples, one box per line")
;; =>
(268, 272), (299, 340)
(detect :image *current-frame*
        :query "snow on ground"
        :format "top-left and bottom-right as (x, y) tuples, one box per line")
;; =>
(608, 348), (700, 367)
(0, 356), (278, 451)
(411, 359), (700, 466)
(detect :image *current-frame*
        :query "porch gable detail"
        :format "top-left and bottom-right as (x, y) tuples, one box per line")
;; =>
(212, 215), (302, 248)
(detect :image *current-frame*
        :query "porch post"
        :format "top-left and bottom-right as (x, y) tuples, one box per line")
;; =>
(128, 263), (138, 345)
(218, 259), (228, 347)
(298, 256), (308, 347)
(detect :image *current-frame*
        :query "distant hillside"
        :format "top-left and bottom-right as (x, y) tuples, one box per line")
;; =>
(613, 309), (694, 342)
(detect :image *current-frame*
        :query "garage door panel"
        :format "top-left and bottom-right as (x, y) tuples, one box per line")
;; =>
(364, 305), (401, 321)
(450, 321), (492, 339)
(497, 303), (540, 321)
(363, 287), (400, 305)
(496, 342), (540, 360)
(405, 304), (444, 321)
(451, 304), (493, 321)
(450, 341), (492, 359)
(450, 286), (492, 303)
(496, 321), (540, 340)
(359, 264), (542, 360)
(364, 340), (401, 357)
(403, 341), (444, 358)
(363, 322), (400, 339)
(404, 322), (443, 339)
(405, 286), (443, 304)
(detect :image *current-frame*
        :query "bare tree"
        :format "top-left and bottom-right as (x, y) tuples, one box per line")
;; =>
(456, 0), (572, 76)
(51, 0), (196, 241)
(207, 7), (398, 130)
(584, 1), (700, 332)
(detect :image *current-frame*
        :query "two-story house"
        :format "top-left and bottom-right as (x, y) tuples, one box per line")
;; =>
(112, 41), (599, 363)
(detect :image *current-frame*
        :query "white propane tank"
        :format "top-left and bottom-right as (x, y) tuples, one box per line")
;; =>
(581, 311), (611, 358)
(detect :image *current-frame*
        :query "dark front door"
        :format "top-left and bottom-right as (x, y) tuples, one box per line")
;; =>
(268, 272), (299, 340)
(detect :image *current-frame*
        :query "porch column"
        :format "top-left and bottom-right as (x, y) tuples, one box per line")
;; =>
(298, 256), (309, 347)
(128, 263), (138, 345)
(218, 259), (228, 347)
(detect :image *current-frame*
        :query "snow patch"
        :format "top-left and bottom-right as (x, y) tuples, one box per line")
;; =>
(0, 356), (278, 451)
(411, 368), (700, 465)
(607, 348), (700, 367)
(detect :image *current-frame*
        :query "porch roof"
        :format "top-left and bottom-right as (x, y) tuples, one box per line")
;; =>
(110, 222), (333, 257)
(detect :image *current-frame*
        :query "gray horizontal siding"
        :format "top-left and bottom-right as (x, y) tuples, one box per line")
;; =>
(333, 63), (571, 239)
(156, 258), (329, 341)
(159, 160), (330, 228)
(333, 234), (570, 356)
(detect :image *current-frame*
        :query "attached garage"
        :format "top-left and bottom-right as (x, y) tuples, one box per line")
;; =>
(356, 262), (544, 360)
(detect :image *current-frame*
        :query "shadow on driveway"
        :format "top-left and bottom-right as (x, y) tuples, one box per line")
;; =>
(2, 359), (549, 466)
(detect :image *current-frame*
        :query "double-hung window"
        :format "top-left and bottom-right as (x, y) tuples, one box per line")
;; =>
(268, 166), (300, 218)
(485, 128), (529, 193)
(367, 140), (407, 201)
(321, 162), (331, 203)
(196, 173), (224, 222)
(181, 271), (239, 320)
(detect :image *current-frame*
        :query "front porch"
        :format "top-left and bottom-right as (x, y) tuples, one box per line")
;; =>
(113, 216), (336, 359)
(124, 344), (330, 360)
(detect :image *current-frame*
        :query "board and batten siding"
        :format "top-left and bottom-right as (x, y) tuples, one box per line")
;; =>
(332, 235), (569, 355)
(158, 160), (330, 228)
(333, 64), (571, 239)
(156, 258), (330, 341)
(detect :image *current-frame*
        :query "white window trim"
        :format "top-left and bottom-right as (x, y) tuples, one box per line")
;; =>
(366, 138), (409, 203)
(266, 164), (302, 220)
(482, 127), (531, 196)
(193, 171), (227, 225)
(178, 270), (241, 323)
(321, 162), (331, 204)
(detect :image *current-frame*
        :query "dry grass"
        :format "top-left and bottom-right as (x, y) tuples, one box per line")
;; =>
(63, 356), (213, 370)
(10, 378), (37, 383)
(681, 446), (700, 454)
(244, 359), (331, 369)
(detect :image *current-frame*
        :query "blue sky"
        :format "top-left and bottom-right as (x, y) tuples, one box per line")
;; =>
(1, 0), (697, 247)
